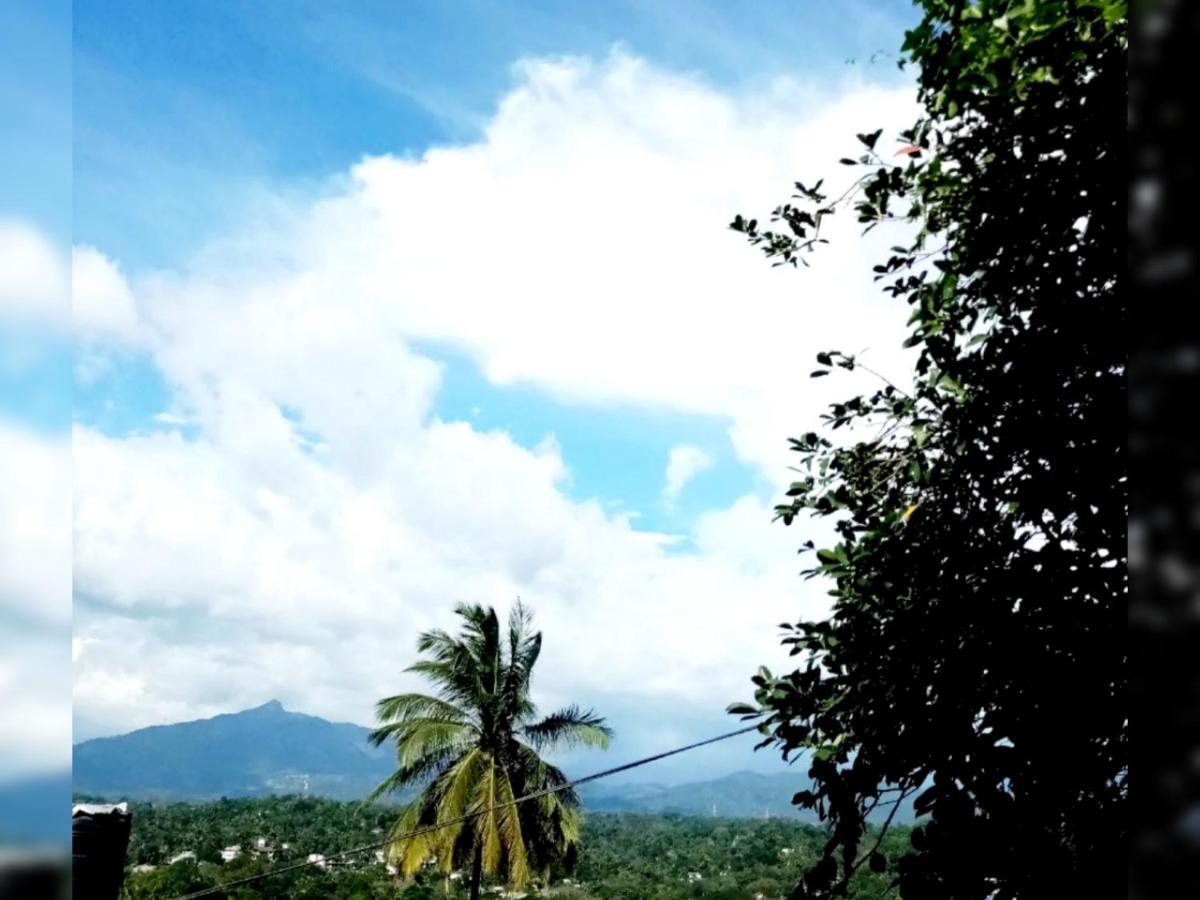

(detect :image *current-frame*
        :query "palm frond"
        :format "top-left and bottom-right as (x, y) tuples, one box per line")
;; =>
(519, 704), (613, 751)
(476, 759), (503, 875)
(485, 762), (530, 887)
(366, 725), (474, 803)
(383, 799), (438, 878)
(502, 601), (542, 722)
(396, 721), (475, 768)
(510, 742), (582, 873)
(404, 660), (479, 706)
(436, 747), (486, 823)
(428, 747), (486, 872)
(374, 692), (473, 728)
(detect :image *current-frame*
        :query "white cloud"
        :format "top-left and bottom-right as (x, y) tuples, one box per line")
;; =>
(0, 425), (71, 628)
(664, 444), (714, 504)
(0, 221), (72, 776)
(0, 219), (69, 328)
(0, 423), (71, 779)
(73, 51), (919, 743)
(72, 245), (145, 346)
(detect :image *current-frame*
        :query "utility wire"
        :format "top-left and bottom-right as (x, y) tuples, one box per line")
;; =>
(173, 723), (763, 899)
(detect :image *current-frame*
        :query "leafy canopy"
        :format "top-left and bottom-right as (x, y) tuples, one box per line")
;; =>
(371, 602), (611, 895)
(729, 2), (1126, 898)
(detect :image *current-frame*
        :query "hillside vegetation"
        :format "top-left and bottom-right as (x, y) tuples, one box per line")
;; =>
(112, 796), (912, 899)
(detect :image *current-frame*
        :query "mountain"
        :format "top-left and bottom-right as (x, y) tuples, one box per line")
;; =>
(74, 704), (915, 822)
(73, 701), (397, 802)
(580, 771), (820, 821)
(581, 770), (917, 823)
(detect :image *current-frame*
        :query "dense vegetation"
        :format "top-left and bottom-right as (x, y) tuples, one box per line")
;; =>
(731, 1), (1126, 897)
(111, 796), (911, 899)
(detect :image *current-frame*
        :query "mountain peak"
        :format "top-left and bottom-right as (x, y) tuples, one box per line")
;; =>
(74, 700), (393, 802)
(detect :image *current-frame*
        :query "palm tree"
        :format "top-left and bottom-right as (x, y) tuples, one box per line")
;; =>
(369, 602), (611, 900)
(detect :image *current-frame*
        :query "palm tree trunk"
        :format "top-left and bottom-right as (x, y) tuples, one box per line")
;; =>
(468, 844), (483, 900)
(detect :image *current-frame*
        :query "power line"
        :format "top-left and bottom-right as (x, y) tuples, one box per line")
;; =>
(172, 723), (762, 899)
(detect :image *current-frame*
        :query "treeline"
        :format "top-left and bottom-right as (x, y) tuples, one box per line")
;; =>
(107, 795), (912, 899)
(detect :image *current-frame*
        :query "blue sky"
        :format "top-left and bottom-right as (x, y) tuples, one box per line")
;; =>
(70, 0), (915, 530)
(55, 1), (923, 781)
(73, 0), (914, 269)
(0, 0), (71, 244)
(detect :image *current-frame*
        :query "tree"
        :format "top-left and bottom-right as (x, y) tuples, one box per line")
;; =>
(729, 2), (1126, 898)
(371, 602), (612, 900)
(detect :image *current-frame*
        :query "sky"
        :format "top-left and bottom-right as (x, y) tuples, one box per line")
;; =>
(8, 0), (927, 785)
(0, 0), (73, 801)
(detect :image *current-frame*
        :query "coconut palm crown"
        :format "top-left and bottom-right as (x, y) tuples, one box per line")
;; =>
(369, 601), (611, 898)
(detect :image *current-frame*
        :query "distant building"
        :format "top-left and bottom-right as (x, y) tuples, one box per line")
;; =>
(220, 845), (241, 863)
(131, 864), (156, 874)
(306, 853), (327, 870)
(168, 851), (196, 865)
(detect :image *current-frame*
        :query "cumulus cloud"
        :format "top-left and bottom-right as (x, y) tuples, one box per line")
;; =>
(0, 425), (71, 628)
(72, 51), (919, 749)
(0, 426), (71, 779)
(0, 219), (69, 327)
(72, 245), (145, 346)
(664, 444), (714, 504)
(0, 221), (72, 778)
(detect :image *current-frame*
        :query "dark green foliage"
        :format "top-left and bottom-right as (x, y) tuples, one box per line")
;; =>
(730, 2), (1126, 898)
(118, 796), (911, 899)
(123, 795), (397, 867)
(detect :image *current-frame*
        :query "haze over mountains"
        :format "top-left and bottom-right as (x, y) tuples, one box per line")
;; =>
(72, 702), (914, 822)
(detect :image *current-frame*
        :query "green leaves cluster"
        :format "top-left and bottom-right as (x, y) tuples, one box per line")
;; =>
(729, 2), (1126, 898)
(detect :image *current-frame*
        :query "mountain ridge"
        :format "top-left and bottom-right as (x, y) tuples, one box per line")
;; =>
(73, 700), (395, 802)
(73, 703), (914, 822)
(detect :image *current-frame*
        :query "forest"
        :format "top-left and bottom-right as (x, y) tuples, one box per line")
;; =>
(109, 795), (912, 899)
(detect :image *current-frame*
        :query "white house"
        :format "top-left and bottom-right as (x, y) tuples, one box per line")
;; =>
(220, 845), (242, 863)
(168, 851), (196, 865)
(306, 853), (327, 870)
